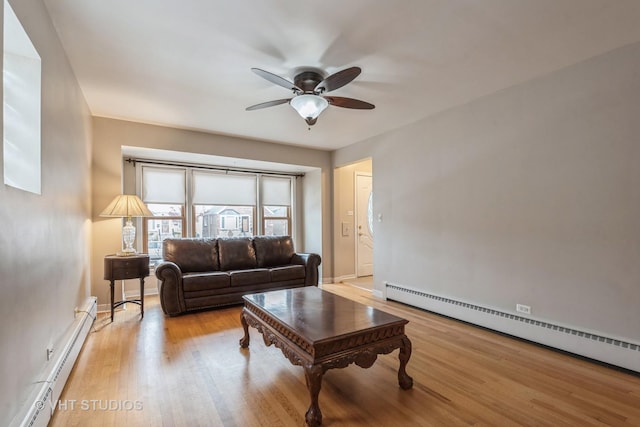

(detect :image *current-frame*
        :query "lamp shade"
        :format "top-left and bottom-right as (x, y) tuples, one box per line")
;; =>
(290, 94), (329, 126)
(100, 194), (153, 256)
(99, 194), (153, 218)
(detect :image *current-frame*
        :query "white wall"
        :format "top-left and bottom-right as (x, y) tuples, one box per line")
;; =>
(335, 42), (640, 353)
(0, 0), (92, 424)
(301, 168), (325, 280)
(92, 118), (332, 304)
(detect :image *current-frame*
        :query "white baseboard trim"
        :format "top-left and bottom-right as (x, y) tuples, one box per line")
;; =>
(385, 282), (639, 373)
(335, 274), (357, 283)
(11, 297), (97, 427)
(124, 287), (159, 299)
(372, 289), (384, 299)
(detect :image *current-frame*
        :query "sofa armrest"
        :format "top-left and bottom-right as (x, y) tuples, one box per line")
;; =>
(155, 261), (186, 316)
(292, 253), (322, 286)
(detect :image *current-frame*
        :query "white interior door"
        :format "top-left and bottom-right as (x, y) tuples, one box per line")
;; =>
(356, 173), (373, 277)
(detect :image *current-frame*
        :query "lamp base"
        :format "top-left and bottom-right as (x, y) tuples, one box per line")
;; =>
(121, 219), (137, 257)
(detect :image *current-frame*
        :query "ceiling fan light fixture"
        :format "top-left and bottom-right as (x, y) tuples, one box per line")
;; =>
(247, 66), (373, 125)
(290, 94), (328, 125)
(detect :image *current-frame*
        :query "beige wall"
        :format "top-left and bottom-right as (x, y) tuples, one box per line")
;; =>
(332, 158), (372, 281)
(0, 0), (92, 424)
(335, 42), (640, 355)
(91, 117), (332, 304)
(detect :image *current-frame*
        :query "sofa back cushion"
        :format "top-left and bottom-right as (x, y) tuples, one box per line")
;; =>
(254, 235), (295, 267)
(163, 238), (219, 272)
(218, 237), (257, 271)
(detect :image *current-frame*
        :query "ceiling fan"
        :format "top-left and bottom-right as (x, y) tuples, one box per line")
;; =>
(246, 66), (375, 126)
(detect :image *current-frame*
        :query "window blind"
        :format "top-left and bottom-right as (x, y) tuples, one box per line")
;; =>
(260, 176), (292, 206)
(192, 171), (257, 205)
(142, 167), (186, 203)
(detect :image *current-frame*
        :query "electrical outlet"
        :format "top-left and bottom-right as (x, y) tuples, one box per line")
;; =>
(46, 348), (54, 361)
(516, 304), (531, 315)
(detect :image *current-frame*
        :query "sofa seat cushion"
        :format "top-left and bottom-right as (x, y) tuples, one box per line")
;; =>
(218, 237), (257, 271)
(270, 265), (305, 282)
(183, 272), (230, 292)
(229, 269), (270, 287)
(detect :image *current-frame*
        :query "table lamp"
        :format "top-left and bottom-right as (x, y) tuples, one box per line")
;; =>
(100, 194), (153, 256)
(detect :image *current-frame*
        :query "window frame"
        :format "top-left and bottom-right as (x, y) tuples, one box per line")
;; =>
(193, 204), (256, 238)
(262, 205), (291, 237)
(142, 203), (186, 265)
(136, 164), (296, 257)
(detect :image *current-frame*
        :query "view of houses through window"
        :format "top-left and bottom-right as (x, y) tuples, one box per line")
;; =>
(195, 205), (255, 238)
(139, 165), (294, 263)
(145, 203), (184, 260)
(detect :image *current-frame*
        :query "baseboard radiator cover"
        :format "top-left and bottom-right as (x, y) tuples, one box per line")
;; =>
(12, 296), (97, 427)
(385, 283), (639, 373)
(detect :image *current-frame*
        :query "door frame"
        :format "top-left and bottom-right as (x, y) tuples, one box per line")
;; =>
(354, 172), (373, 277)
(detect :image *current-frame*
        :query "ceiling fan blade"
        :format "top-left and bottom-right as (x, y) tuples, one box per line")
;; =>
(251, 68), (301, 92)
(325, 96), (375, 110)
(315, 66), (361, 93)
(245, 98), (291, 111)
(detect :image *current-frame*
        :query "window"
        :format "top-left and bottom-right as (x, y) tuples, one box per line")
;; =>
(192, 170), (257, 238)
(138, 164), (295, 258)
(3, 0), (41, 194)
(263, 206), (290, 236)
(140, 167), (186, 264)
(145, 203), (184, 261)
(220, 215), (237, 230)
(195, 205), (254, 238)
(260, 176), (292, 236)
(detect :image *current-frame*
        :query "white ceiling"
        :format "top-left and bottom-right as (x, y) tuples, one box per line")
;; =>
(43, 0), (640, 151)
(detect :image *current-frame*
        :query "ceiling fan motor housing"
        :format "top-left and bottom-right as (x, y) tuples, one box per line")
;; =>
(293, 71), (324, 93)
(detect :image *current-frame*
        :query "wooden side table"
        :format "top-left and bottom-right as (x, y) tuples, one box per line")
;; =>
(104, 254), (150, 322)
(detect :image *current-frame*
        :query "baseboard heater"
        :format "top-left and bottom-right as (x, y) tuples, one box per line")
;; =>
(12, 296), (97, 427)
(385, 282), (639, 373)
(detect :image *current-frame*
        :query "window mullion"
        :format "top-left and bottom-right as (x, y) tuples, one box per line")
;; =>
(186, 169), (195, 237)
(256, 174), (263, 235)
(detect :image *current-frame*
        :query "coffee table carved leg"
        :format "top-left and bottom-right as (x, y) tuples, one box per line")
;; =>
(303, 364), (325, 427)
(398, 335), (413, 390)
(239, 310), (250, 348)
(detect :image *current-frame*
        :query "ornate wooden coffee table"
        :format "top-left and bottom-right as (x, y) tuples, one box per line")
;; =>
(239, 286), (413, 426)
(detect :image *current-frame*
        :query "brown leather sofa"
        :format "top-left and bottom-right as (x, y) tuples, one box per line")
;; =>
(155, 235), (321, 316)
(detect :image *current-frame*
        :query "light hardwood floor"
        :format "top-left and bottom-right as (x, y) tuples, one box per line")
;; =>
(51, 283), (640, 426)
